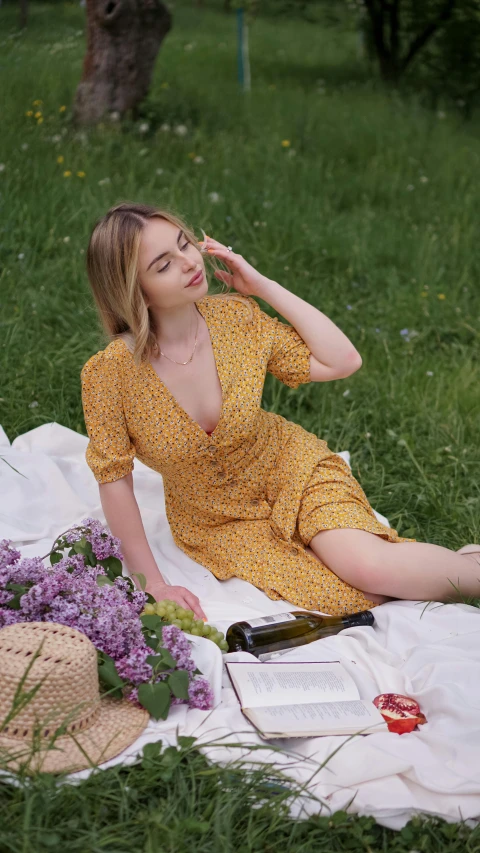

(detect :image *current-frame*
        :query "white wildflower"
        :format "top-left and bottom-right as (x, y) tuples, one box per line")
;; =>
(98, 177), (110, 185)
(51, 134), (62, 143)
(28, 401), (39, 409)
(343, 389), (350, 397)
(193, 156), (204, 164)
(420, 175), (428, 183)
(174, 124), (188, 136)
(263, 200), (273, 209)
(426, 371), (434, 376)
(287, 149), (296, 158)
(156, 168), (164, 175)
(407, 184), (415, 191)
(437, 110), (446, 119)
(208, 192), (221, 203)
(160, 123), (171, 133)
(138, 122), (150, 134)
(17, 253), (25, 260)
(63, 236), (70, 243)
(21, 143), (29, 151)
(0, 164), (5, 172)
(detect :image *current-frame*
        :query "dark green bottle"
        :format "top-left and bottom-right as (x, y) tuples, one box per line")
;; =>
(226, 610), (375, 660)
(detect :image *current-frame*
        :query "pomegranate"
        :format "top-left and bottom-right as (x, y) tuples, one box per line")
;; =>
(373, 693), (427, 735)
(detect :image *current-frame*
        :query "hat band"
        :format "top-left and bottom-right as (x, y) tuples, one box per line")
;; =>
(1, 699), (101, 741)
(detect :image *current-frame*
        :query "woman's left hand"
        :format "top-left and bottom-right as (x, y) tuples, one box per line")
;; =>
(201, 236), (270, 298)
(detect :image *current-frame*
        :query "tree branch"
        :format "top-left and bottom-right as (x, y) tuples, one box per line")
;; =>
(400, 0), (457, 73)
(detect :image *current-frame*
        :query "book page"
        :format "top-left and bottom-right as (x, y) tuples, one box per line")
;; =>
(226, 662), (360, 708)
(246, 700), (387, 736)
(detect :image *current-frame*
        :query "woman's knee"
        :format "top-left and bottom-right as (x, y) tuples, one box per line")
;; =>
(308, 528), (387, 591)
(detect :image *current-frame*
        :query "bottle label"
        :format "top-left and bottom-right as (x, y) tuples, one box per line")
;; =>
(245, 612), (296, 628)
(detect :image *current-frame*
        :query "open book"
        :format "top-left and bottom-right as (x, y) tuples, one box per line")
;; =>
(226, 661), (388, 739)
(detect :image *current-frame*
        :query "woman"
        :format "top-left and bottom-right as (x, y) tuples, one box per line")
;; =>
(81, 202), (480, 621)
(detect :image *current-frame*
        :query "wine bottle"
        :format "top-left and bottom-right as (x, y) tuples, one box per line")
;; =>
(226, 610), (374, 660)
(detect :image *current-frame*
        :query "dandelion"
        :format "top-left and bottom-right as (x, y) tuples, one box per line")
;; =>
(208, 192), (220, 203)
(34, 111), (42, 119)
(420, 291), (428, 298)
(51, 133), (62, 143)
(420, 176), (428, 184)
(188, 152), (196, 159)
(281, 140), (291, 147)
(160, 122), (171, 132)
(268, 84), (276, 90)
(438, 294), (446, 300)
(21, 143), (28, 151)
(32, 99), (42, 107)
(0, 164), (5, 172)
(174, 124), (188, 136)
(109, 110), (120, 122)
(63, 170), (72, 177)
(63, 236), (70, 243)
(139, 149), (148, 157)
(138, 121), (149, 134)
(37, 117), (44, 124)
(365, 432), (371, 438)
(59, 105), (66, 113)
(407, 185), (415, 191)
(17, 253), (25, 259)
(193, 156), (204, 164)
(284, 265), (290, 271)
(57, 155), (64, 164)
(160, 82), (169, 89)
(184, 42), (193, 51)
(156, 168), (164, 175)
(426, 371), (434, 377)
(25, 110), (33, 117)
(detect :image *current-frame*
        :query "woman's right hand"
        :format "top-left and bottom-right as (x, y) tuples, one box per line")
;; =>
(146, 581), (207, 621)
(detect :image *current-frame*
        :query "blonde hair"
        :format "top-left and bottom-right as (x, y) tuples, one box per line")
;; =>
(86, 201), (254, 366)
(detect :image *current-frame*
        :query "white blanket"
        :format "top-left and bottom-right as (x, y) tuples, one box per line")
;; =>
(1, 422), (480, 830)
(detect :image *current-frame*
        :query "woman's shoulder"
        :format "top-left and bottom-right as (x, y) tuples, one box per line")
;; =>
(80, 337), (130, 382)
(198, 293), (257, 323)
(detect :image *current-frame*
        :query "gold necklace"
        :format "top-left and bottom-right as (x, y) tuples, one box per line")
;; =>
(155, 313), (199, 365)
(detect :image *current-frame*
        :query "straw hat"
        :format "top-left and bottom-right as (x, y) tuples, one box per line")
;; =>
(0, 622), (149, 774)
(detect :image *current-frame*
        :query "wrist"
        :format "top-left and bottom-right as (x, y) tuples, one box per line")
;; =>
(252, 277), (282, 302)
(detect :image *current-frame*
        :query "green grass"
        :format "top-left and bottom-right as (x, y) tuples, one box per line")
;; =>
(1, 0), (480, 849)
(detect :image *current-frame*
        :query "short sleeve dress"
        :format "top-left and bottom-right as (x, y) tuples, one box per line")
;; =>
(81, 295), (410, 615)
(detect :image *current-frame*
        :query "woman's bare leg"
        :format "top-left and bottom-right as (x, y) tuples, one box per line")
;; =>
(307, 529), (480, 603)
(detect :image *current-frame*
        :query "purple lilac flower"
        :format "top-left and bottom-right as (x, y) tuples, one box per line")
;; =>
(0, 540), (21, 570)
(188, 677), (214, 710)
(65, 517), (124, 562)
(116, 646), (153, 685)
(161, 624), (196, 673)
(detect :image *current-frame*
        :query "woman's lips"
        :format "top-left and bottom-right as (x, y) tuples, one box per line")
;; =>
(186, 270), (203, 287)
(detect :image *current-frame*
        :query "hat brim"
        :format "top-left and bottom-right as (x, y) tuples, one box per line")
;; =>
(0, 695), (149, 774)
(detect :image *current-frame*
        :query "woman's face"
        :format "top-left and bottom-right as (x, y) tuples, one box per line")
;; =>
(138, 218), (207, 309)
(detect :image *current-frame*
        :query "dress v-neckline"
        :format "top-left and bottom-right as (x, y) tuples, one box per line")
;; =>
(141, 299), (224, 439)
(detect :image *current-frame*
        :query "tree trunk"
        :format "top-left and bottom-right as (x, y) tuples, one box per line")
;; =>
(73, 0), (172, 126)
(19, 0), (28, 28)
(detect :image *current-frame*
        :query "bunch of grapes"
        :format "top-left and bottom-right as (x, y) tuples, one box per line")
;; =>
(143, 599), (229, 653)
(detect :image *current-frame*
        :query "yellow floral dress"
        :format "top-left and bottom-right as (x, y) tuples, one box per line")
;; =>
(81, 294), (409, 615)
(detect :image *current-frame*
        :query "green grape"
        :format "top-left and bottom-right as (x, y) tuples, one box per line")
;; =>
(184, 609), (195, 620)
(181, 619), (193, 632)
(155, 604), (167, 617)
(171, 618), (183, 628)
(202, 624), (212, 636)
(190, 627), (202, 636)
(193, 619), (205, 632)
(143, 603), (156, 615)
(176, 607), (188, 619)
(219, 640), (229, 652)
